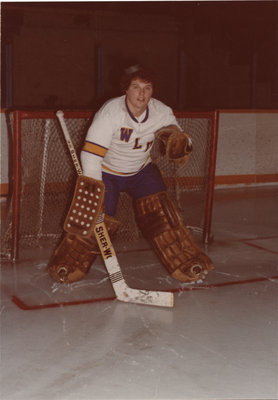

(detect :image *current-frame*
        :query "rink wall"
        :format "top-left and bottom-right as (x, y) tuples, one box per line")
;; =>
(214, 110), (278, 188)
(1, 109), (278, 196)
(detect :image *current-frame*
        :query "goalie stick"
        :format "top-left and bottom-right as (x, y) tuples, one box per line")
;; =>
(56, 110), (174, 308)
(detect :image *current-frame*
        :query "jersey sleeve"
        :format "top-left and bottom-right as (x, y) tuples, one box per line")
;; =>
(80, 105), (114, 181)
(162, 105), (181, 128)
(80, 151), (103, 180)
(152, 98), (181, 130)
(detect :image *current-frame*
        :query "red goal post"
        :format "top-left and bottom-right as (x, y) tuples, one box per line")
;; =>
(1, 109), (218, 261)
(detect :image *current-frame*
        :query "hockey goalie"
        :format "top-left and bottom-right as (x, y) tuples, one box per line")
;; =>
(48, 65), (214, 284)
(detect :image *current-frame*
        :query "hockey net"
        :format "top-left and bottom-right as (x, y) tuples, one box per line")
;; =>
(1, 110), (218, 261)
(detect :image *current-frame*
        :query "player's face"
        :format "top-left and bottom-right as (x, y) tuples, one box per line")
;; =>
(126, 79), (153, 117)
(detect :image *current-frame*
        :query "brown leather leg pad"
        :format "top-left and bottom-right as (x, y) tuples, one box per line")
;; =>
(134, 192), (214, 282)
(48, 215), (120, 283)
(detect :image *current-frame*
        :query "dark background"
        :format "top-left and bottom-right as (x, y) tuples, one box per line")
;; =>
(1, 1), (278, 111)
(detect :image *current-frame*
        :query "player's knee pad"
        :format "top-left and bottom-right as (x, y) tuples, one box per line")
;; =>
(134, 191), (214, 282)
(48, 214), (120, 283)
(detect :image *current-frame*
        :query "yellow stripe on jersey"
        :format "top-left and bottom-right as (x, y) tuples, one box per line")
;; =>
(102, 164), (134, 175)
(82, 141), (108, 158)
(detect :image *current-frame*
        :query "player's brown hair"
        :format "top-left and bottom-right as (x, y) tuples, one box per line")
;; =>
(120, 65), (156, 93)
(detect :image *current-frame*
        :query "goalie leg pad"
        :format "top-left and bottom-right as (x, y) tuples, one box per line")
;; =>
(48, 215), (120, 283)
(134, 192), (214, 282)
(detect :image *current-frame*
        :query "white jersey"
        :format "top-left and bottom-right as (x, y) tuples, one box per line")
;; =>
(81, 95), (180, 180)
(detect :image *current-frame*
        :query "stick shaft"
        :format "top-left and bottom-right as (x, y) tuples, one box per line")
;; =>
(56, 111), (83, 176)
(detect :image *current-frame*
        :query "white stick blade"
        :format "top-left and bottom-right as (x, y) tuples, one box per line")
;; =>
(117, 288), (174, 308)
(98, 236), (174, 308)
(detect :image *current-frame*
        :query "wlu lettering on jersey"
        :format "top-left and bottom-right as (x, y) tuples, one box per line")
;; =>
(120, 127), (133, 142)
(133, 138), (154, 151)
